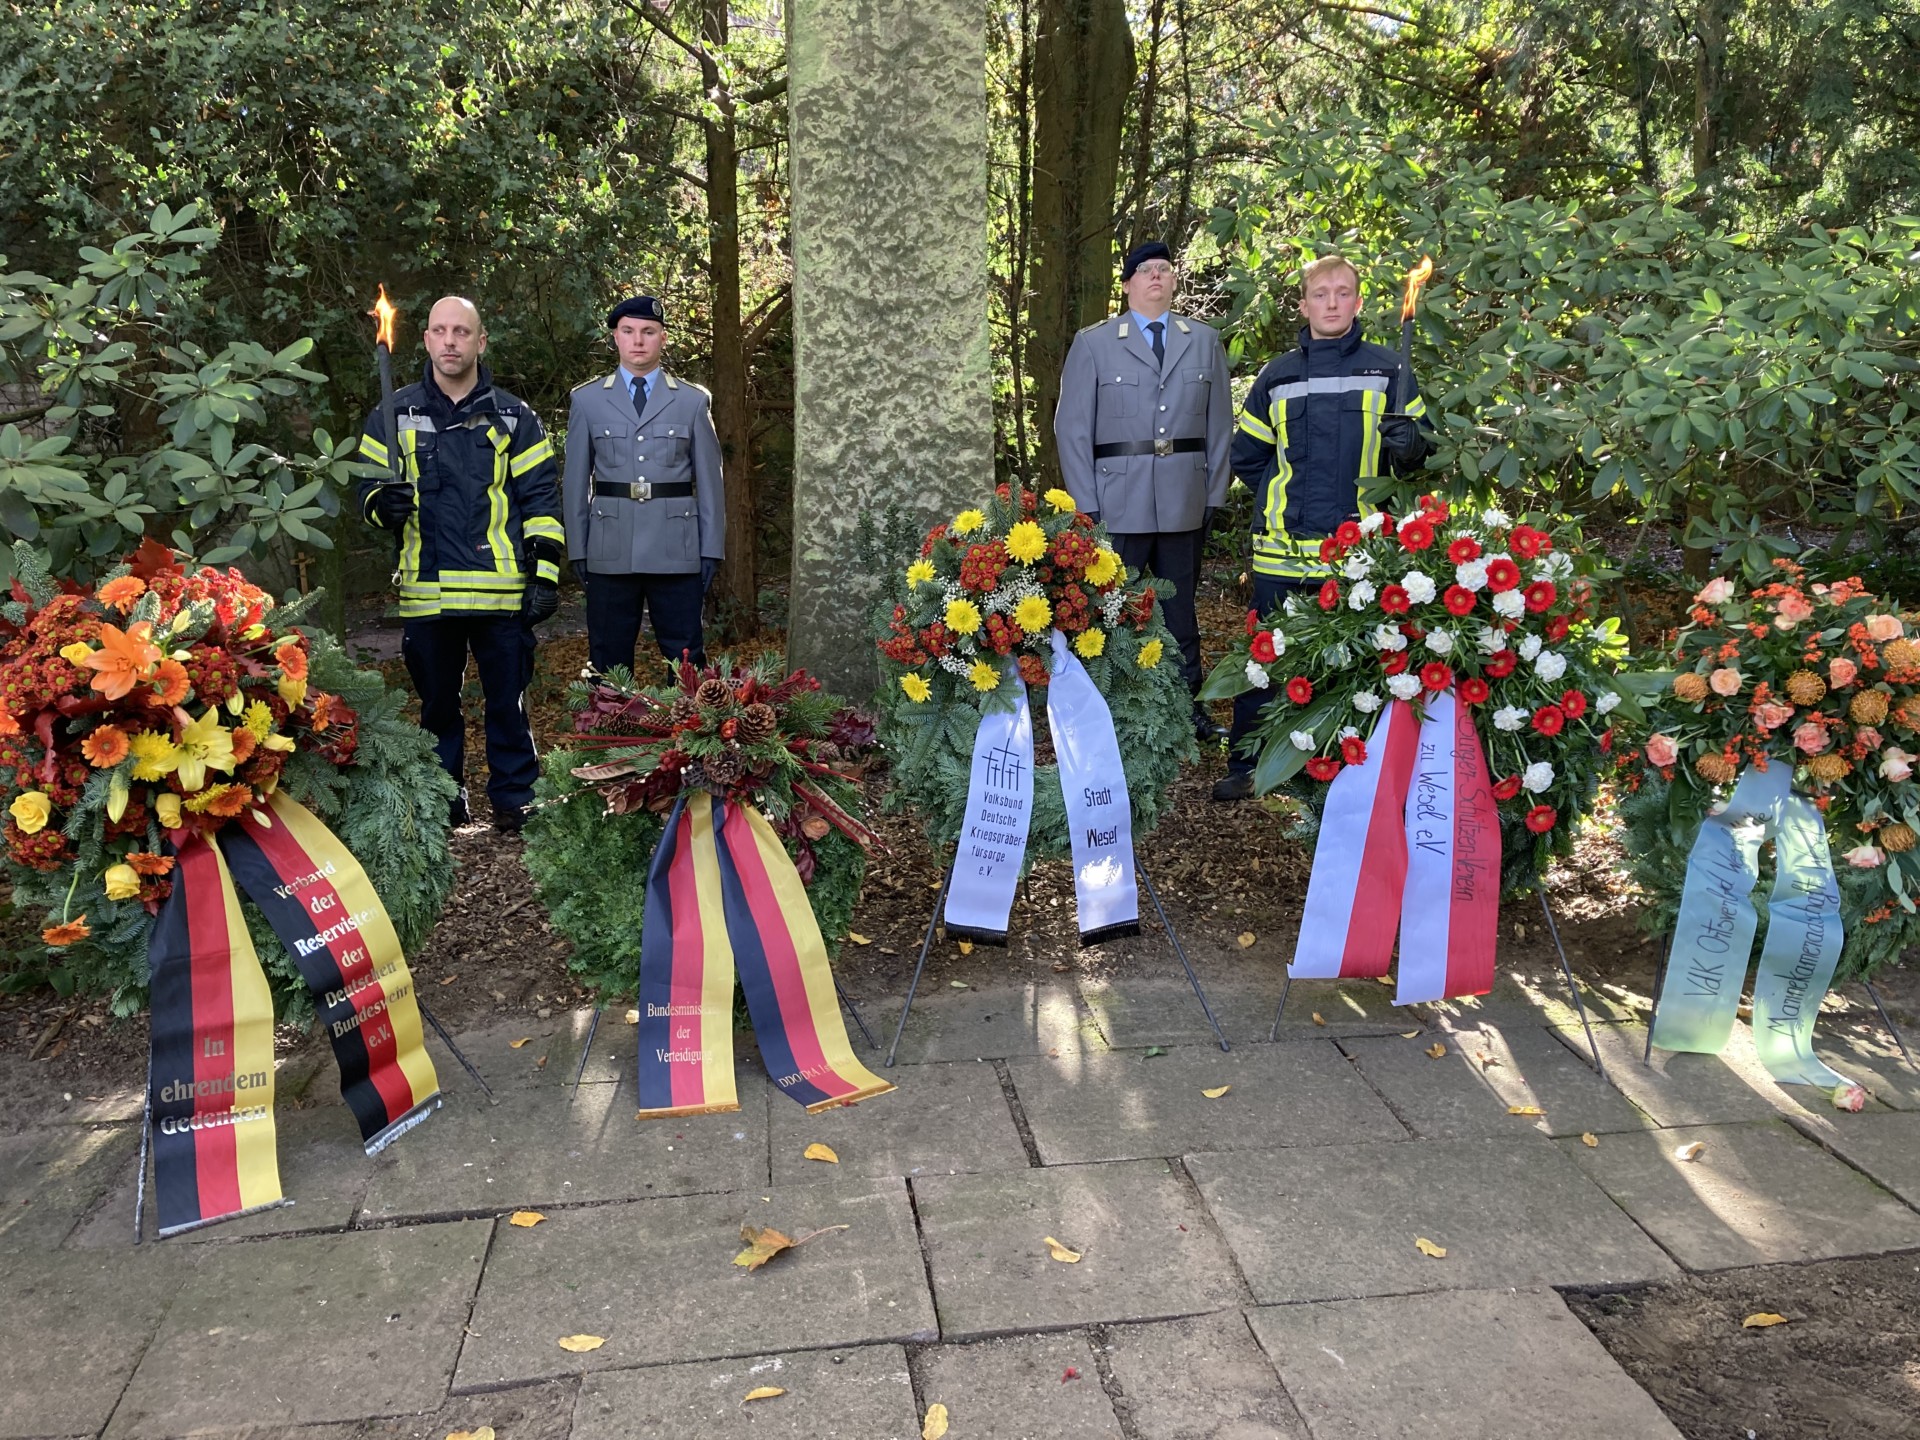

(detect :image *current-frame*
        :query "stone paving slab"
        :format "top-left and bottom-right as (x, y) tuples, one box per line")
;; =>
(1787, 1110), (1920, 1208)
(1103, 1312), (1309, 1440)
(1007, 1042), (1406, 1164)
(0, 1045), (144, 1131)
(1186, 1137), (1678, 1303)
(768, 1059), (1029, 1183)
(104, 1220), (490, 1438)
(1815, 1024), (1920, 1111)
(1549, 1022), (1807, 1126)
(1083, 977), (1419, 1048)
(1341, 1025), (1652, 1140)
(572, 1345), (916, 1440)
(434, 1012), (626, 1094)
(74, 1104), (374, 1248)
(456, 1177), (935, 1386)
(1247, 1288), (1682, 1440)
(884, 982), (1106, 1062)
(184, 1380), (580, 1440)
(0, 1122), (138, 1250)
(0, 1248), (191, 1440)
(914, 1333), (1123, 1439)
(912, 1159), (1243, 1337)
(1561, 1119), (1920, 1271)
(360, 1077), (768, 1221)
(1413, 964), (1640, 1030)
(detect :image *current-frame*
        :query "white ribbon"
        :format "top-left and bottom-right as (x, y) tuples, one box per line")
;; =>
(942, 661), (1033, 943)
(1047, 631), (1141, 943)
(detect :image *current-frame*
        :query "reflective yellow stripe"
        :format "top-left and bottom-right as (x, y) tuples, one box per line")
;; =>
(485, 434), (513, 570)
(440, 568), (525, 588)
(359, 435), (390, 466)
(521, 515), (565, 544)
(532, 559), (560, 584)
(509, 437), (554, 477)
(1238, 411), (1276, 445)
(1406, 394), (1428, 420)
(399, 432), (422, 579)
(1359, 390), (1383, 477)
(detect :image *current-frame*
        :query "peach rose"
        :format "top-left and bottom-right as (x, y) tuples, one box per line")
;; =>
(1645, 733), (1680, 767)
(1753, 702), (1796, 732)
(1843, 844), (1885, 869)
(1709, 668), (1743, 696)
(1776, 592), (1815, 626)
(1831, 1083), (1868, 1113)
(1695, 577), (1735, 604)
(1792, 722), (1830, 755)
(1865, 613), (1905, 642)
(1880, 746), (1916, 783)
(1856, 727), (1883, 751)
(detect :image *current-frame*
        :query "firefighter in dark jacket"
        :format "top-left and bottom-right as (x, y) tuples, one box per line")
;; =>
(357, 295), (566, 832)
(1212, 255), (1433, 802)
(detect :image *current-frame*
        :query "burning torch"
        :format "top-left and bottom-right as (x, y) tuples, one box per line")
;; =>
(368, 286), (405, 491)
(1394, 256), (1434, 415)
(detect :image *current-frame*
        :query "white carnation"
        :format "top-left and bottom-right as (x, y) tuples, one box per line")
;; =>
(1547, 550), (1574, 579)
(1352, 691), (1383, 713)
(1343, 552), (1375, 579)
(1290, 729), (1316, 751)
(1387, 673), (1424, 701)
(1283, 594), (1301, 616)
(1493, 706), (1529, 732)
(1371, 623), (1408, 653)
(1425, 628), (1454, 656)
(1522, 761), (1555, 794)
(1246, 660), (1271, 689)
(1455, 559), (1490, 591)
(1474, 625), (1508, 655)
(1269, 629), (1287, 656)
(1401, 572), (1437, 605)
(1492, 589), (1527, 620)
(1483, 508), (1512, 529)
(1595, 690), (1621, 715)
(1359, 512), (1386, 535)
(1531, 559), (1558, 584)
(1323, 643), (1352, 667)
(1348, 579), (1378, 610)
(1338, 725), (1360, 741)
(1534, 650), (1567, 682)
(1518, 633), (1543, 661)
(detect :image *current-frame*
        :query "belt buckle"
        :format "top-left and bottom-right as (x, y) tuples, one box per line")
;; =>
(1153, 437), (1173, 457)
(633, 479), (652, 502)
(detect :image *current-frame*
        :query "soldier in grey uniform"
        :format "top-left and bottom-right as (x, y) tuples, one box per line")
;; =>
(1054, 241), (1234, 741)
(563, 295), (726, 676)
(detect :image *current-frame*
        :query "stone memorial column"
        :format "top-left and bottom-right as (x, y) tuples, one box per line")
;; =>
(787, 0), (993, 698)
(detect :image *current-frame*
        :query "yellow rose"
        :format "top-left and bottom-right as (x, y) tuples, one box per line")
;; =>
(1014, 595), (1053, 633)
(1084, 549), (1120, 586)
(953, 509), (986, 535)
(906, 560), (936, 589)
(969, 660), (1001, 692)
(1006, 521), (1047, 564)
(8, 791), (51, 834)
(1043, 488), (1076, 513)
(901, 673), (932, 703)
(59, 642), (94, 665)
(1074, 628), (1107, 658)
(103, 863), (141, 901)
(1137, 639), (1165, 669)
(278, 673), (308, 709)
(944, 598), (983, 635)
(155, 793), (183, 829)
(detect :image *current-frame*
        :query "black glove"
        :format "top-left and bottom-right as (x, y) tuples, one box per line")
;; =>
(370, 484), (414, 530)
(522, 579), (560, 625)
(572, 559), (590, 587)
(701, 557), (719, 595)
(1379, 414), (1432, 475)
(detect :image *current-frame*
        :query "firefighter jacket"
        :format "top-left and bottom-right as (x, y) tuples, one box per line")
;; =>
(357, 364), (565, 619)
(1232, 323), (1430, 582)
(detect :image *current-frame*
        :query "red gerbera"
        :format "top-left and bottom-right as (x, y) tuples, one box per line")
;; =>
(1420, 661), (1454, 691)
(1286, 676), (1313, 705)
(1509, 525), (1549, 560)
(1382, 650), (1410, 675)
(1443, 585), (1476, 616)
(1246, 609), (1260, 637)
(1419, 494), (1451, 522)
(1447, 536), (1481, 565)
(1560, 689), (1588, 719)
(1525, 803), (1558, 833)
(1319, 536), (1342, 563)
(1485, 558), (1522, 592)
(1318, 579), (1341, 611)
(1484, 649), (1518, 678)
(1398, 519), (1435, 552)
(1334, 520), (1363, 548)
(1458, 677), (1490, 705)
(1492, 774), (1523, 800)
(1524, 580), (1557, 613)
(1532, 704), (1566, 736)
(1340, 735), (1367, 766)
(1379, 584), (1411, 615)
(1251, 631), (1278, 664)
(1305, 756), (1342, 781)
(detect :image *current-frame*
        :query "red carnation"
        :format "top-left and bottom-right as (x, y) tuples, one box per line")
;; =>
(1250, 631), (1278, 664)
(1379, 584), (1411, 615)
(1340, 735), (1368, 766)
(1524, 580), (1557, 613)
(1382, 650), (1410, 675)
(1532, 704), (1566, 737)
(1484, 649), (1518, 678)
(1443, 585), (1476, 616)
(1485, 558), (1522, 592)
(1286, 676), (1313, 704)
(1335, 520), (1363, 548)
(1420, 661), (1454, 691)
(1525, 803), (1558, 833)
(1458, 677), (1490, 705)
(1492, 774), (1523, 800)
(1319, 536), (1342, 563)
(1600, 728), (1614, 753)
(1447, 536), (1481, 564)
(1305, 756), (1342, 781)
(1546, 614), (1570, 642)
(1379, 512), (1398, 537)
(1560, 689), (1588, 719)
(1418, 493), (1450, 521)
(1319, 579), (1341, 610)
(1246, 609), (1260, 637)
(1509, 525), (1548, 560)
(1398, 519), (1435, 552)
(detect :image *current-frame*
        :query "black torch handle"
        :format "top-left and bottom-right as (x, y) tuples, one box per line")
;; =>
(1395, 316), (1413, 415)
(377, 343), (403, 487)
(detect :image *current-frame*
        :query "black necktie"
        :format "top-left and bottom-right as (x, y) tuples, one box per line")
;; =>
(631, 375), (648, 417)
(1147, 320), (1165, 365)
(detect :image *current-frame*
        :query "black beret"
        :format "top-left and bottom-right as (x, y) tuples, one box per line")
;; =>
(1121, 241), (1173, 281)
(606, 295), (667, 328)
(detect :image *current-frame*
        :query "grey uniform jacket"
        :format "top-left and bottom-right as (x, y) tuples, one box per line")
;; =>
(562, 370), (725, 575)
(1053, 311), (1233, 535)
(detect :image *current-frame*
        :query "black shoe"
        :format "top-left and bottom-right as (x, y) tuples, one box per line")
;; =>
(449, 788), (471, 827)
(491, 804), (528, 835)
(1193, 708), (1228, 743)
(1211, 770), (1254, 802)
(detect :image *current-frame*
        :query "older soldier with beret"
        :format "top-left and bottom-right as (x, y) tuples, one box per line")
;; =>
(563, 295), (726, 676)
(1054, 240), (1233, 742)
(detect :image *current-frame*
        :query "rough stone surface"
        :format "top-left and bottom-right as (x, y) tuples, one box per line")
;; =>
(183, 1381), (580, 1440)
(914, 1333), (1123, 1438)
(768, 1059), (1028, 1182)
(360, 1078), (768, 1221)
(1815, 1024), (1920, 1111)
(105, 1221), (489, 1438)
(913, 1159), (1243, 1336)
(787, 0), (991, 693)
(1561, 1119), (1920, 1270)
(1104, 1312), (1309, 1440)
(1414, 964), (1639, 1030)
(0, 1047), (144, 1130)
(1186, 1137), (1678, 1303)
(572, 1345), (916, 1440)
(1788, 1111), (1920, 1208)
(1082, 978), (1409, 1049)
(456, 1178), (935, 1385)
(883, 983), (1105, 1063)
(1248, 1289), (1682, 1440)
(1550, 1022), (1799, 1126)
(1007, 1042), (1405, 1164)
(0, 1123), (138, 1250)
(0, 1248), (188, 1440)
(437, 1013), (628, 1094)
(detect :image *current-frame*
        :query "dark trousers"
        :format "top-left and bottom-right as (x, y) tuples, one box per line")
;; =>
(584, 570), (705, 676)
(1227, 573), (1312, 774)
(402, 614), (539, 811)
(1112, 529), (1205, 695)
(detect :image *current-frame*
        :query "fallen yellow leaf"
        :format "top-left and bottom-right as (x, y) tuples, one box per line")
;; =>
(445, 1428), (495, 1440)
(1507, 1105), (1545, 1117)
(923, 1403), (950, 1440)
(743, 1386), (787, 1402)
(847, 932), (872, 945)
(956, 941), (974, 955)
(508, 1210), (546, 1228)
(733, 1222), (849, 1270)
(1426, 1043), (1447, 1059)
(1399, 1031), (1422, 1039)
(1201, 1085), (1232, 1099)
(1043, 1235), (1082, 1263)
(1376, 975), (1394, 985)
(439, 975), (459, 986)
(1743, 1312), (1789, 1329)
(1236, 932), (1256, 948)
(1675, 1141), (1707, 1162)
(1311, 1012), (1327, 1026)
(804, 1142), (840, 1164)
(624, 1008), (639, 1024)
(1414, 1237), (1447, 1258)
(556, 1334), (605, 1352)
(509, 1037), (531, 1049)
(1581, 1133), (1599, 1148)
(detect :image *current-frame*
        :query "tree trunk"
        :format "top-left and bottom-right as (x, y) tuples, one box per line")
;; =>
(1008, 0), (1036, 482)
(1029, 0), (1135, 485)
(1691, 0), (1731, 191)
(1122, 0), (1165, 255)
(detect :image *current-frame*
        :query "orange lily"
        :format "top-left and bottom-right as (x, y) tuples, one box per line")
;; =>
(81, 623), (161, 701)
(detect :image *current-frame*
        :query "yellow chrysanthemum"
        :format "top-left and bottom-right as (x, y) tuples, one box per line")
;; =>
(59, 641), (94, 665)
(1006, 520), (1047, 564)
(953, 509), (986, 535)
(1137, 639), (1164, 669)
(243, 700), (276, 742)
(969, 660), (1001, 692)
(906, 560), (936, 589)
(900, 673), (932, 703)
(1014, 595), (1053, 633)
(1043, 488), (1076, 514)
(127, 730), (180, 782)
(172, 708), (236, 793)
(945, 598), (983, 635)
(1074, 628), (1107, 658)
(103, 863), (140, 901)
(1084, 549), (1120, 586)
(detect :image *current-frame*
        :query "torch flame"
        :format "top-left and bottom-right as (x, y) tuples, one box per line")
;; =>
(369, 285), (398, 349)
(1400, 256), (1434, 321)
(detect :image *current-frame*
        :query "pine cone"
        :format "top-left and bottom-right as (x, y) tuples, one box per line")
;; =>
(669, 696), (699, 727)
(1882, 638), (1919, 672)
(812, 740), (842, 763)
(739, 702), (777, 743)
(1694, 753), (1737, 784)
(704, 750), (745, 787)
(1672, 672), (1709, 703)
(1806, 753), (1850, 783)
(1850, 690), (1890, 725)
(695, 678), (731, 709)
(1880, 823), (1917, 854)
(1785, 669), (1827, 706)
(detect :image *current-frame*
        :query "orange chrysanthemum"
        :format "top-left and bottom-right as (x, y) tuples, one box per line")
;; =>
(96, 576), (148, 613)
(275, 641), (308, 682)
(81, 623), (161, 701)
(81, 725), (130, 768)
(310, 692), (334, 731)
(148, 659), (190, 706)
(42, 916), (91, 946)
(126, 851), (176, 876)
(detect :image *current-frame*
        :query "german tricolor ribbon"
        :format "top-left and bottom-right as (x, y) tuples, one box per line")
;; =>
(146, 793), (439, 1236)
(636, 793), (893, 1118)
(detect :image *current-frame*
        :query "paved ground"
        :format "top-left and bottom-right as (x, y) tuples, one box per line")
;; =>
(4, 957), (1919, 1440)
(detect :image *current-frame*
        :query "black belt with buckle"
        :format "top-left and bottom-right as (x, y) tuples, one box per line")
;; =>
(591, 479), (694, 501)
(1092, 438), (1206, 459)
